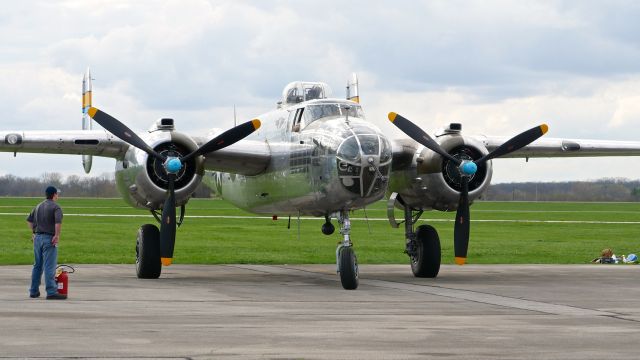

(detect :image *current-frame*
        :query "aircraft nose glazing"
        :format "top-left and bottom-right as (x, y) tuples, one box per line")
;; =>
(336, 133), (391, 198)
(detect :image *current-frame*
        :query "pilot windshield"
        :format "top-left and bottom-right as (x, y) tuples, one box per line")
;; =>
(303, 104), (365, 125)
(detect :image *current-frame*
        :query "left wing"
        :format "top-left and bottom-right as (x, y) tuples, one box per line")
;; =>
(473, 135), (640, 158)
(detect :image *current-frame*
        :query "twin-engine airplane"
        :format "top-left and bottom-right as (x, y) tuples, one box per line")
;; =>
(4, 69), (640, 289)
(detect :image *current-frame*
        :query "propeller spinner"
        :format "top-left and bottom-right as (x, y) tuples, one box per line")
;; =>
(88, 107), (261, 266)
(388, 112), (548, 265)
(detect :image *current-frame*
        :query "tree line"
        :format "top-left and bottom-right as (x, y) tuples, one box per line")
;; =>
(1, 173), (639, 201)
(0, 173), (211, 198)
(0, 173), (119, 198)
(484, 178), (640, 202)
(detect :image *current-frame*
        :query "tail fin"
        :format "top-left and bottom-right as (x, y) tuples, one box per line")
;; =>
(346, 73), (359, 103)
(82, 67), (93, 173)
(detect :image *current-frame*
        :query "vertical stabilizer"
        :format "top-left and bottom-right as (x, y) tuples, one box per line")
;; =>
(82, 68), (93, 173)
(346, 73), (359, 103)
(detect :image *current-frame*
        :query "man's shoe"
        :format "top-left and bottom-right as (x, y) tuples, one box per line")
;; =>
(46, 293), (67, 300)
(29, 292), (40, 298)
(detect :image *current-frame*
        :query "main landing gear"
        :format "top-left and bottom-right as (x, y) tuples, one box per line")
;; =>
(323, 210), (358, 289)
(135, 205), (186, 279)
(388, 193), (441, 278)
(136, 224), (161, 278)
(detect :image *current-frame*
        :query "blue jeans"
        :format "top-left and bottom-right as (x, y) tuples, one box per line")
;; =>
(30, 234), (58, 296)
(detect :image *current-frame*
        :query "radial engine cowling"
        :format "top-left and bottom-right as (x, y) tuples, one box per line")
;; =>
(116, 131), (204, 210)
(391, 134), (493, 211)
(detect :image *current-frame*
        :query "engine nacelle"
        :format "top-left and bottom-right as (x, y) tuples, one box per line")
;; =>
(388, 132), (493, 211)
(115, 130), (204, 210)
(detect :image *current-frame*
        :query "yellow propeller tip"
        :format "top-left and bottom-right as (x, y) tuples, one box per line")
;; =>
(388, 112), (397, 122)
(161, 257), (173, 266)
(454, 257), (466, 265)
(540, 124), (549, 134)
(87, 107), (98, 118)
(251, 119), (261, 130)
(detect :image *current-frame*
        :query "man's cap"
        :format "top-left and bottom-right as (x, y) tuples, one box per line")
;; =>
(45, 186), (60, 196)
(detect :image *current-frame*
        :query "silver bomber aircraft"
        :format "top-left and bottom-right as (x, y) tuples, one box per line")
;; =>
(4, 69), (640, 289)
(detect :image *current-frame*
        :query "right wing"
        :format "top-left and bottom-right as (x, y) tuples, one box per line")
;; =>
(194, 137), (273, 176)
(0, 130), (129, 158)
(191, 136), (314, 177)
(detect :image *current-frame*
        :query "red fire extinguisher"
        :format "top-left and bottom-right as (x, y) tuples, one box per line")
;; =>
(55, 265), (75, 298)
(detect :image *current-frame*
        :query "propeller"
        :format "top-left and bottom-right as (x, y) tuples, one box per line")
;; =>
(388, 112), (548, 265)
(88, 108), (165, 160)
(88, 107), (261, 265)
(160, 173), (177, 266)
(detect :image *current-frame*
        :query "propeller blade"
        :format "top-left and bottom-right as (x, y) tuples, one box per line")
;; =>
(88, 107), (164, 160)
(453, 176), (470, 265)
(159, 174), (177, 266)
(388, 112), (461, 165)
(476, 124), (548, 165)
(181, 119), (261, 163)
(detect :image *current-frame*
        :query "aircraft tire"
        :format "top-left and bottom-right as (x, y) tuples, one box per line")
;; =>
(339, 246), (359, 290)
(136, 224), (161, 279)
(411, 224), (441, 278)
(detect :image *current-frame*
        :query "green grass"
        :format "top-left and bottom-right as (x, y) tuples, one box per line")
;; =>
(2, 197), (640, 265)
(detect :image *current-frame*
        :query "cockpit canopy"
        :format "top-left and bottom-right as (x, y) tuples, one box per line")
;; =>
(290, 101), (366, 132)
(304, 103), (365, 123)
(281, 81), (332, 106)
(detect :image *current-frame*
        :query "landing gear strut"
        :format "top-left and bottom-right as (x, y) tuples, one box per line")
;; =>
(388, 192), (441, 278)
(335, 210), (358, 289)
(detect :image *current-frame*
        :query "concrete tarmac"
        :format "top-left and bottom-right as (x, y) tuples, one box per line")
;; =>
(1, 264), (639, 359)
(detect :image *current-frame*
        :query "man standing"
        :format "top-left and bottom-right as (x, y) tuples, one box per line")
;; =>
(27, 186), (66, 300)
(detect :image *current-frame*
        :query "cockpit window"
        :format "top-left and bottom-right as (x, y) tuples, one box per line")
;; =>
(303, 104), (365, 126)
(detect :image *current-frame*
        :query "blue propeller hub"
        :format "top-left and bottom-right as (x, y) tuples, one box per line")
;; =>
(460, 161), (477, 176)
(165, 157), (182, 174)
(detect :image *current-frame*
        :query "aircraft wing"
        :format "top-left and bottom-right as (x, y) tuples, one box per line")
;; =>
(192, 134), (317, 176)
(0, 130), (128, 158)
(389, 135), (640, 173)
(1, 129), (275, 176)
(473, 135), (640, 158)
(191, 136), (273, 176)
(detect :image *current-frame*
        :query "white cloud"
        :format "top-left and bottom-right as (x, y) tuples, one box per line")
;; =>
(2, 0), (640, 183)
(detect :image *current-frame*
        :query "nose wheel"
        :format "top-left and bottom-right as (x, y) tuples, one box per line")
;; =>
(335, 210), (358, 290)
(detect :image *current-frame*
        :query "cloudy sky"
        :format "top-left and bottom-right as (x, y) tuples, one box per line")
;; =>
(2, 0), (640, 183)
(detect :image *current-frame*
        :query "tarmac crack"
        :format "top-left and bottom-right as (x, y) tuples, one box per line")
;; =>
(237, 265), (620, 317)
(361, 279), (618, 317)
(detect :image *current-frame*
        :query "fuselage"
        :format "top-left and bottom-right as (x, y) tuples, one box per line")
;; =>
(110, 79), (391, 216)
(204, 98), (392, 216)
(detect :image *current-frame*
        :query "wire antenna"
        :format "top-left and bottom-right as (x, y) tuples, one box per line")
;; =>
(363, 207), (372, 235)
